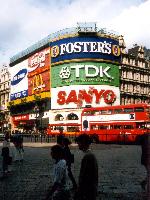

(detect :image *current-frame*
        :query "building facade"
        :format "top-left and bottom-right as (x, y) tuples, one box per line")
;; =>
(6, 23), (150, 132)
(120, 38), (150, 105)
(0, 64), (11, 132)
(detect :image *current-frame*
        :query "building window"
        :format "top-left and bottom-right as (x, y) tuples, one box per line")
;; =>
(55, 114), (64, 121)
(67, 113), (79, 120)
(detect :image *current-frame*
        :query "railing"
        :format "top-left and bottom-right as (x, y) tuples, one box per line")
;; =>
(10, 133), (142, 145)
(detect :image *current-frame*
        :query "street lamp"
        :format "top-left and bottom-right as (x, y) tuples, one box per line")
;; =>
(34, 104), (39, 134)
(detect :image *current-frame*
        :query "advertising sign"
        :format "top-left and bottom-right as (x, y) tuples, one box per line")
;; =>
(10, 59), (28, 101)
(13, 114), (29, 121)
(27, 47), (51, 96)
(51, 85), (120, 109)
(50, 36), (120, 64)
(51, 62), (119, 88)
(28, 47), (50, 77)
(28, 70), (50, 95)
(85, 113), (135, 122)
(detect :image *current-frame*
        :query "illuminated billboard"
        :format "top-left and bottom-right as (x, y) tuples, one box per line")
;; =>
(51, 62), (119, 88)
(28, 47), (50, 96)
(28, 48), (50, 76)
(9, 48), (51, 103)
(10, 59), (28, 101)
(28, 70), (50, 95)
(51, 85), (120, 109)
(50, 36), (120, 64)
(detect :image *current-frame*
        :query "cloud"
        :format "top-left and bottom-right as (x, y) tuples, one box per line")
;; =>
(0, 0), (149, 64)
(108, 0), (150, 48)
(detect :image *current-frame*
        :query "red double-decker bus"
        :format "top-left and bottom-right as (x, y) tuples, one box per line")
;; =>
(81, 104), (150, 143)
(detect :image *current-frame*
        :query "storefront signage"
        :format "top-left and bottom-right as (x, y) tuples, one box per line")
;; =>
(10, 59), (28, 101)
(10, 90), (28, 100)
(51, 62), (119, 88)
(60, 65), (112, 78)
(7, 92), (50, 107)
(28, 48), (50, 77)
(13, 114), (29, 121)
(50, 36), (120, 64)
(51, 85), (120, 109)
(11, 69), (27, 85)
(28, 71), (50, 95)
(57, 89), (116, 105)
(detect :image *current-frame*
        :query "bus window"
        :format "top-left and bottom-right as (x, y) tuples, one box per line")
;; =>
(98, 125), (109, 130)
(95, 111), (100, 115)
(83, 111), (90, 115)
(56, 126), (63, 130)
(114, 125), (122, 129)
(91, 125), (98, 130)
(146, 107), (150, 112)
(108, 110), (113, 114)
(124, 108), (134, 113)
(114, 109), (123, 113)
(124, 125), (134, 129)
(67, 127), (79, 132)
(147, 123), (150, 129)
(136, 123), (146, 129)
(134, 107), (144, 112)
(101, 110), (109, 114)
(110, 125), (113, 129)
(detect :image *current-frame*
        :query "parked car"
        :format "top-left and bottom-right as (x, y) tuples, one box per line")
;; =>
(0, 133), (5, 141)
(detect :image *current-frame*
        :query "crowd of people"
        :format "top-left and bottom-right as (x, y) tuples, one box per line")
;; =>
(1, 130), (150, 199)
(1, 132), (24, 178)
(45, 133), (98, 200)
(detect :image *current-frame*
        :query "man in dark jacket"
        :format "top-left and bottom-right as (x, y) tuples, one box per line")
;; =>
(137, 133), (150, 198)
(74, 134), (98, 200)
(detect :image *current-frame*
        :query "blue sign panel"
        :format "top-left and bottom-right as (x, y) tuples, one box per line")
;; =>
(10, 90), (28, 100)
(50, 36), (121, 64)
(11, 69), (27, 86)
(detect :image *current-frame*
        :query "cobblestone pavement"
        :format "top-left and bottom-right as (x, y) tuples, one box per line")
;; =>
(0, 143), (147, 200)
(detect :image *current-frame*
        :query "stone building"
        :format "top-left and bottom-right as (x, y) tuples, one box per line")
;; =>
(5, 24), (150, 132)
(0, 64), (11, 131)
(119, 36), (150, 105)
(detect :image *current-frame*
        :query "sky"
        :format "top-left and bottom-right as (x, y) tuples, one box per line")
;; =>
(0, 0), (150, 65)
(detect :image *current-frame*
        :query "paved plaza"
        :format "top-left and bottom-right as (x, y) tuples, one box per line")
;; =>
(0, 142), (147, 200)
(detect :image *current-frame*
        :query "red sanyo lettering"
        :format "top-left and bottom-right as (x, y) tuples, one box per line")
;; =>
(57, 89), (116, 105)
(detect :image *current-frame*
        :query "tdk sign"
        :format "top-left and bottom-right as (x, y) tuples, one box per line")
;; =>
(50, 36), (121, 64)
(11, 69), (27, 86)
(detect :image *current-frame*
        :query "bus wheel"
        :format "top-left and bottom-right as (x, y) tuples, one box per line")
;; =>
(92, 134), (99, 144)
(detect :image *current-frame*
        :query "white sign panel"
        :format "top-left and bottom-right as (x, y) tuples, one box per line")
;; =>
(51, 85), (120, 109)
(84, 113), (135, 122)
(10, 59), (28, 100)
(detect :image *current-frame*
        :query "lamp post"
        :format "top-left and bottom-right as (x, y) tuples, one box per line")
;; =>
(34, 104), (39, 134)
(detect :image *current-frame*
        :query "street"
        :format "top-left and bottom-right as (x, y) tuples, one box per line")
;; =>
(0, 143), (147, 200)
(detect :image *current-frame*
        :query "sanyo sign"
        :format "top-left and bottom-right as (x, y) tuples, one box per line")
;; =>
(59, 64), (114, 79)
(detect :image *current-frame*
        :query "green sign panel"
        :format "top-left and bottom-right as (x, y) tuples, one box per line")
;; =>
(51, 62), (119, 88)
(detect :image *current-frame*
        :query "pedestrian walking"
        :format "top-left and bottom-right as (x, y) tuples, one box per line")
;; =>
(13, 133), (24, 162)
(1, 133), (12, 177)
(45, 144), (71, 200)
(74, 134), (98, 200)
(56, 128), (64, 146)
(137, 133), (150, 198)
(62, 137), (77, 190)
